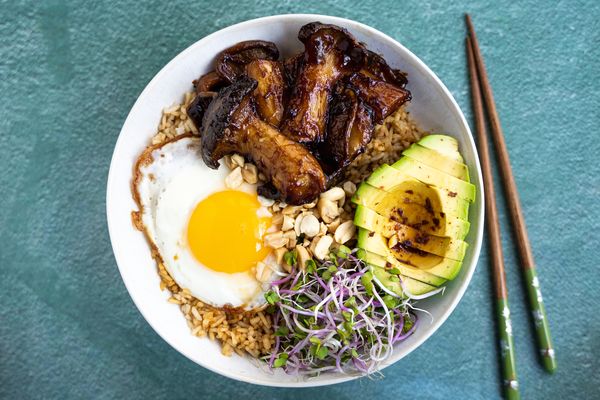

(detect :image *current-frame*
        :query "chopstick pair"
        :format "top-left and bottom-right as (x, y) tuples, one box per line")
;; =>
(465, 14), (556, 400)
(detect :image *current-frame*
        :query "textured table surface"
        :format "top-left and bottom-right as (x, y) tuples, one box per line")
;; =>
(1, 1), (599, 399)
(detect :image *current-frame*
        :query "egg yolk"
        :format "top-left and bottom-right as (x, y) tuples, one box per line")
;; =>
(187, 190), (271, 274)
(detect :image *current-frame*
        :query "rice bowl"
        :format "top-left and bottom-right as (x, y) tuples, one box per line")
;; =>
(106, 14), (484, 386)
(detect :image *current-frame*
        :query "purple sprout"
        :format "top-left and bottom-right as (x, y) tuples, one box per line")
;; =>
(264, 250), (422, 375)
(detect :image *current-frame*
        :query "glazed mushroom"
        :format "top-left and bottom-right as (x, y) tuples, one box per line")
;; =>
(215, 40), (279, 82)
(193, 71), (228, 94)
(196, 76), (327, 205)
(360, 50), (408, 88)
(245, 59), (285, 127)
(319, 86), (374, 173)
(281, 22), (366, 144)
(347, 73), (411, 123)
(282, 52), (303, 88)
(187, 91), (217, 129)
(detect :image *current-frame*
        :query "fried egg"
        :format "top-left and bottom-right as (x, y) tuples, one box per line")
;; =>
(133, 135), (278, 309)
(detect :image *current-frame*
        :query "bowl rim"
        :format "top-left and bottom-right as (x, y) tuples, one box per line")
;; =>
(106, 13), (484, 387)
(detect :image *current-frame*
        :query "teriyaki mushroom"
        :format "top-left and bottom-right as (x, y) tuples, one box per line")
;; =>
(245, 59), (285, 127)
(360, 50), (408, 88)
(187, 91), (217, 129)
(194, 76), (327, 205)
(215, 40), (280, 83)
(347, 73), (411, 123)
(193, 71), (228, 94)
(319, 85), (374, 175)
(281, 22), (366, 144)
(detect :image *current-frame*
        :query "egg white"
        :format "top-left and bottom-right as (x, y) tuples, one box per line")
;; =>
(135, 136), (277, 309)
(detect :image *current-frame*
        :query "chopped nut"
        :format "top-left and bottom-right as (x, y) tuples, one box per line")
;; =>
(320, 187), (346, 202)
(271, 204), (280, 212)
(281, 262), (292, 274)
(225, 167), (243, 189)
(311, 208), (321, 220)
(294, 214), (304, 236)
(283, 230), (297, 249)
(318, 222), (328, 237)
(258, 172), (267, 181)
(343, 181), (357, 196)
(264, 231), (287, 249)
(300, 214), (320, 237)
(278, 202), (288, 208)
(258, 196), (275, 207)
(309, 236), (320, 254)
(295, 245), (311, 270)
(317, 198), (340, 223)
(327, 217), (342, 234)
(255, 261), (272, 282)
(281, 215), (295, 231)
(313, 235), (334, 260)
(223, 155), (234, 170)
(334, 220), (356, 244)
(282, 205), (301, 216)
(274, 247), (287, 265)
(271, 213), (284, 227)
(241, 163), (258, 184)
(303, 239), (310, 247)
(231, 154), (245, 168)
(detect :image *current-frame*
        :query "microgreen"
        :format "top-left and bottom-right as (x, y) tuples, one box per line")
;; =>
(284, 250), (297, 266)
(264, 251), (425, 375)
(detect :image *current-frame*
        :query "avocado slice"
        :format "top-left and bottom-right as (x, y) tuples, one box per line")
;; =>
(365, 249), (462, 281)
(355, 206), (467, 261)
(402, 144), (470, 181)
(390, 245), (463, 280)
(391, 158), (476, 202)
(352, 181), (470, 221)
(358, 228), (463, 280)
(418, 134), (464, 163)
(370, 265), (437, 297)
(357, 228), (447, 286)
(353, 195), (470, 240)
(393, 223), (468, 261)
(367, 163), (475, 202)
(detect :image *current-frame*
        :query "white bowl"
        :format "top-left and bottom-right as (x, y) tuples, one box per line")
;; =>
(106, 14), (484, 387)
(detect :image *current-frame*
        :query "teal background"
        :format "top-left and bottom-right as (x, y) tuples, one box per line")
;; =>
(1, 0), (598, 399)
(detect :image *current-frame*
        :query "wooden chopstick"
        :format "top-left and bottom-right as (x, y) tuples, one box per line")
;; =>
(467, 36), (520, 400)
(466, 14), (557, 374)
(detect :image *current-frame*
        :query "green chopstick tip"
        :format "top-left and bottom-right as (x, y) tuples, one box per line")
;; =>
(542, 354), (557, 374)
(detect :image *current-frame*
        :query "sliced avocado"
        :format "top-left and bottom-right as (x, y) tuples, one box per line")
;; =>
(391, 245), (463, 280)
(360, 229), (462, 280)
(354, 205), (398, 237)
(358, 227), (392, 255)
(354, 134), (474, 287)
(365, 249), (461, 281)
(393, 224), (468, 261)
(352, 181), (470, 221)
(402, 144), (470, 181)
(357, 228), (447, 286)
(354, 198), (470, 240)
(367, 164), (475, 203)
(418, 134), (464, 163)
(390, 158), (476, 202)
(371, 265), (437, 297)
